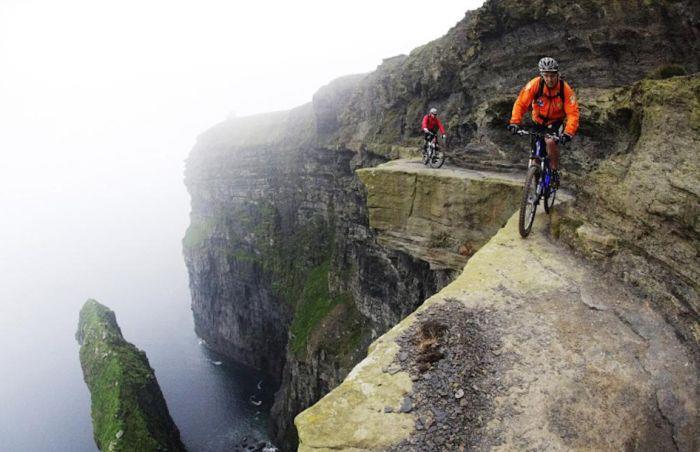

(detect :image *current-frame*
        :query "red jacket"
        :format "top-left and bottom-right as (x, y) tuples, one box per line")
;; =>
(421, 114), (445, 134)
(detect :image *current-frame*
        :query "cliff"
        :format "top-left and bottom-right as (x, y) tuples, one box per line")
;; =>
(183, 0), (699, 449)
(296, 206), (698, 451)
(76, 299), (185, 452)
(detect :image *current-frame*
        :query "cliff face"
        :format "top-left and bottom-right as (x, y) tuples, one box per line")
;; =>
(76, 299), (185, 452)
(184, 0), (699, 449)
(184, 103), (452, 448)
(553, 76), (700, 344)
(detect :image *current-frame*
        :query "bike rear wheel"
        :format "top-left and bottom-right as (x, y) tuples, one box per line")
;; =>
(519, 166), (540, 238)
(429, 148), (445, 168)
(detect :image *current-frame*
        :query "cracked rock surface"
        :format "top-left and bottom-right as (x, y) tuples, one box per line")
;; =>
(296, 211), (698, 451)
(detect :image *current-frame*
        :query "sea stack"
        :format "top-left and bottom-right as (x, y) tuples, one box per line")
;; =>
(76, 299), (186, 452)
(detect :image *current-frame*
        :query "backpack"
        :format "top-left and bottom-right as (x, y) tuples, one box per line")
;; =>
(537, 78), (565, 105)
(536, 78), (566, 123)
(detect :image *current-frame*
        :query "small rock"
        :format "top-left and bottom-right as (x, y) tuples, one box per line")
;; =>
(384, 406), (394, 413)
(400, 396), (413, 413)
(115, 430), (123, 439)
(432, 408), (447, 422)
(455, 388), (465, 399)
(386, 363), (402, 375)
(398, 351), (409, 362)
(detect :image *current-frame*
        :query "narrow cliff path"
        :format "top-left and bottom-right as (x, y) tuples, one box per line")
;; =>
(295, 165), (698, 451)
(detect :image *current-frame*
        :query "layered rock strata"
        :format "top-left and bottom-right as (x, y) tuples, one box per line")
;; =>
(76, 299), (185, 452)
(357, 160), (523, 270)
(553, 76), (700, 346)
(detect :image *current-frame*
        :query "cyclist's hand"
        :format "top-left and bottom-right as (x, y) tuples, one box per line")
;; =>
(507, 124), (520, 135)
(560, 133), (572, 145)
(423, 128), (431, 134)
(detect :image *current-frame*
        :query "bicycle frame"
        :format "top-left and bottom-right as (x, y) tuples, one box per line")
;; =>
(427, 136), (439, 157)
(516, 128), (561, 237)
(520, 130), (558, 197)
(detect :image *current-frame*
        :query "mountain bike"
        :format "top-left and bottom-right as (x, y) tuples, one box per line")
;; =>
(422, 132), (446, 168)
(516, 129), (561, 238)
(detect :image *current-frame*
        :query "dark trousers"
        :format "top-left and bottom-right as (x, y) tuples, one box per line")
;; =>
(423, 130), (438, 150)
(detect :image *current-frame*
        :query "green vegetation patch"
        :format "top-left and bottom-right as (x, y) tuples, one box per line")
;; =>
(76, 299), (184, 452)
(182, 220), (213, 249)
(224, 198), (371, 362)
(313, 297), (368, 368)
(646, 64), (687, 80)
(289, 261), (340, 355)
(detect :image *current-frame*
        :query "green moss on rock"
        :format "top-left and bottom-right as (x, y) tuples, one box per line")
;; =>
(76, 299), (185, 452)
(647, 64), (687, 80)
(182, 220), (213, 249)
(290, 262), (338, 354)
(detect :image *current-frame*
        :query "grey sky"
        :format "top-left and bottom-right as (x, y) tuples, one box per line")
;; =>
(0, 1), (484, 317)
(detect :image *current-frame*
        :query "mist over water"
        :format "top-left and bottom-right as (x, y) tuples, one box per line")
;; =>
(0, 135), (275, 451)
(0, 1), (482, 450)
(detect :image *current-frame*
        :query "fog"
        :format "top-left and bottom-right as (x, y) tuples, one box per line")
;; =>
(0, 1), (482, 449)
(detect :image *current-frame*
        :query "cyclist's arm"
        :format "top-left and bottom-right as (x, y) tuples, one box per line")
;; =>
(421, 115), (429, 131)
(436, 118), (446, 135)
(510, 79), (537, 125)
(563, 82), (580, 136)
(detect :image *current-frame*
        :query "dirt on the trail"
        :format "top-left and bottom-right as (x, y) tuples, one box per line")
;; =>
(387, 301), (507, 452)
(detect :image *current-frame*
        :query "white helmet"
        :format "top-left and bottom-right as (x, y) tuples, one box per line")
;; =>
(538, 57), (559, 73)
(429, 107), (438, 114)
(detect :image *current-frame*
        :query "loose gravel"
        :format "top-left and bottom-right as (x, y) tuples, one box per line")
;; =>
(386, 299), (504, 451)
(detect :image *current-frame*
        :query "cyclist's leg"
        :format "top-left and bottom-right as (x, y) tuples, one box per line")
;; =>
(544, 121), (563, 171)
(546, 139), (559, 171)
(543, 121), (562, 188)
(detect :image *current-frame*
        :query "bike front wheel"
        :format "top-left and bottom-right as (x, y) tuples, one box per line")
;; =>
(429, 148), (445, 168)
(519, 166), (540, 238)
(544, 187), (556, 214)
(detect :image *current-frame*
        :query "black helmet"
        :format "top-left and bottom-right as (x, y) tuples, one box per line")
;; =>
(538, 57), (559, 73)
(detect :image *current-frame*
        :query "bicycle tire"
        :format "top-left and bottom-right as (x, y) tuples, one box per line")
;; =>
(429, 149), (445, 168)
(544, 187), (556, 214)
(519, 166), (540, 238)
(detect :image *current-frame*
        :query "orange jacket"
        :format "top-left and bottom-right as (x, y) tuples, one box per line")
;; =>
(509, 76), (580, 136)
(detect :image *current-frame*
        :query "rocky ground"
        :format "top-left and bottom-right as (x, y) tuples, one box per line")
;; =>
(296, 209), (698, 451)
(386, 302), (503, 451)
(230, 437), (279, 452)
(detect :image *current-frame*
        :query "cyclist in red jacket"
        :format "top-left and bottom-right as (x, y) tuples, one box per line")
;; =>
(421, 107), (446, 153)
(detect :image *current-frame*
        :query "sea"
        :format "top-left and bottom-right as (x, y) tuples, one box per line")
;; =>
(0, 150), (274, 451)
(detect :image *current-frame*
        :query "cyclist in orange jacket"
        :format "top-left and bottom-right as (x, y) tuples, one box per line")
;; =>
(507, 57), (579, 187)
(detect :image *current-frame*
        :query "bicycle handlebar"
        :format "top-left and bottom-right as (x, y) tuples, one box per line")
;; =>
(516, 129), (561, 142)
